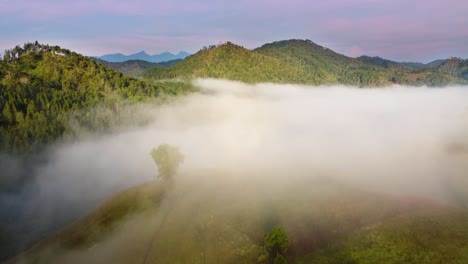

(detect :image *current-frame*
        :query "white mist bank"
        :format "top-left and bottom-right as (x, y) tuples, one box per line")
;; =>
(34, 80), (468, 203)
(1, 79), (468, 256)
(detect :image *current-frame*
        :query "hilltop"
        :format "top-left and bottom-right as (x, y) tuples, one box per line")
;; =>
(7, 170), (468, 264)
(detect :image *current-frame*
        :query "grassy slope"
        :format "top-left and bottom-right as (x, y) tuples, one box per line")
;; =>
(7, 170), (468, 264)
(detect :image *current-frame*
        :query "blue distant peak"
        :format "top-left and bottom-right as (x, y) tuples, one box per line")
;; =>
(99, 51), (190, 63)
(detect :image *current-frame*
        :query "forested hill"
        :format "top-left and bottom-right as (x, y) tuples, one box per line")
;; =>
(254, 39), (389, 85)
(144, 40), (390, 86)
(0, 42), (191, 153)
(144, 39), (468, 87)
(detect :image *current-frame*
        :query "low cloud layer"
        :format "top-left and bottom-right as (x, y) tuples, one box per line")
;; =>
(1, 79), (468, 259)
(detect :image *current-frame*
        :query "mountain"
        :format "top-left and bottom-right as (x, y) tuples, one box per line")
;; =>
(0, 42), (192, 153)
(98, 51), (190, 63)
(7, 170), (468, 263)
(94, 58), (183, 77)
(144, 40), (390, 86)
(144, 39), (468, 87)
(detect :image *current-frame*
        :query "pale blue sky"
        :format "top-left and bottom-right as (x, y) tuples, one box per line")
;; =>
(1, 0), (467, 62)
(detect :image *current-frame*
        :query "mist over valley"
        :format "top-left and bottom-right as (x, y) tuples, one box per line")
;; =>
(1, 78), (468, 263)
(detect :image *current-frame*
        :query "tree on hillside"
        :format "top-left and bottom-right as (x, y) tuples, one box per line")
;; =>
(150, 144), (184, 179)
(263, 226), (289, 264)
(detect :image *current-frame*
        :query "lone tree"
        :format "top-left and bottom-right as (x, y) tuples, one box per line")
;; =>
(150, 144), (184, 179)
(264, 226), (289, 264)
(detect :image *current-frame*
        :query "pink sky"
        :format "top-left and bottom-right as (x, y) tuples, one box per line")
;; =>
(0, 0), (467, 62)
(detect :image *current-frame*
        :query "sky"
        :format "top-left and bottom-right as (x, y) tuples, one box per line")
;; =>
(0, 0), (467, 62)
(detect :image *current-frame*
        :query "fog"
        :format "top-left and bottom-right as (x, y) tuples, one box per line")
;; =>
(1, 79), (468, 260)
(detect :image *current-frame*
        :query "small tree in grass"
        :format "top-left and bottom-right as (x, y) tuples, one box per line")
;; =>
(150, 144), (184, 179)
(264, 226), (289, 263)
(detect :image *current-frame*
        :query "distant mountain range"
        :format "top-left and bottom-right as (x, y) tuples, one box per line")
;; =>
(97, 51), (190, 63)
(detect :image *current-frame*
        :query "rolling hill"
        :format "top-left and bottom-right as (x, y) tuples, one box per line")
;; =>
(144, 39), (468, 87)
(144, 40), (390, 86)
(6, 169), (468, 264)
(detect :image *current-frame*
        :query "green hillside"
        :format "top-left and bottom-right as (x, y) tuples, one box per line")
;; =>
(7, 170), (468, 264)
(144, 39), (468, 87)
(0, 42), (193, 153)
(255, 39), (389, 86)
(144, 40), (390, 86)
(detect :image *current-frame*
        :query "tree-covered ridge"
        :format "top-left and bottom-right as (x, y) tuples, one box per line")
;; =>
(144, 40), (391, 86)
(0, 42), (191, 153)
(145, 40), (389, 86)
(255, 39), (390, 86)
(144, 39), (468, 87)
